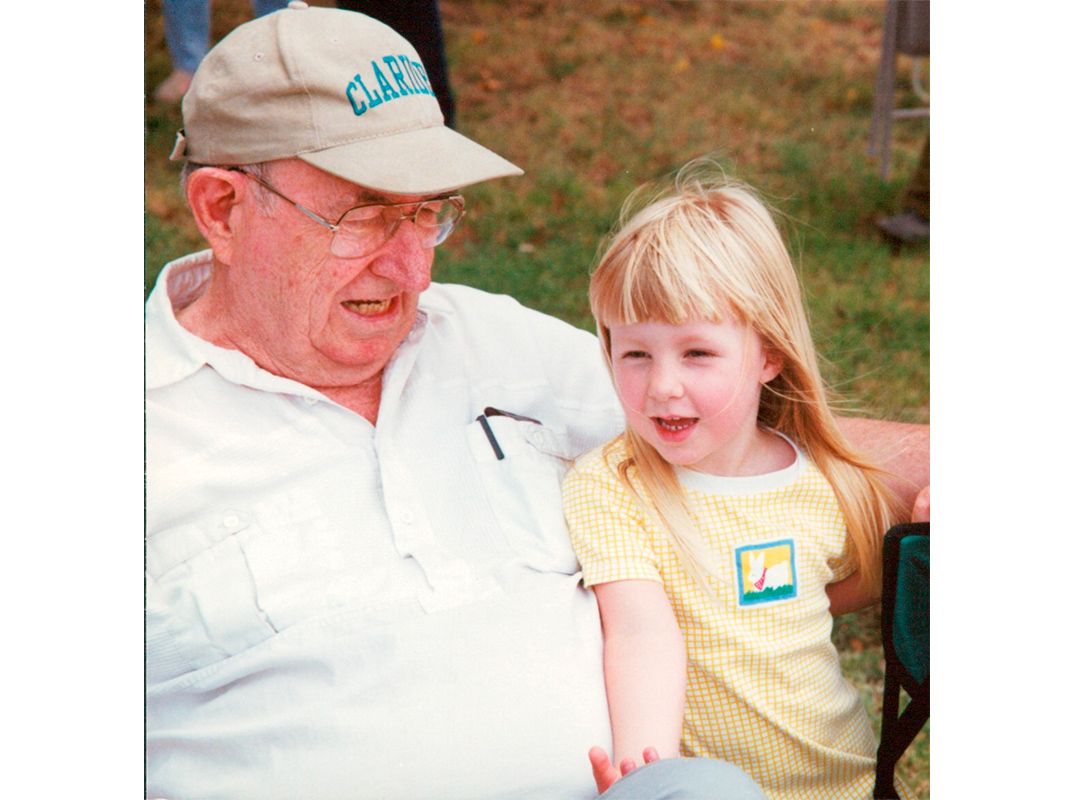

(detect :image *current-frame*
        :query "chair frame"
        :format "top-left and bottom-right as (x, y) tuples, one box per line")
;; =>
(868, 0), (930, 180)
(873, 521), (930, 799)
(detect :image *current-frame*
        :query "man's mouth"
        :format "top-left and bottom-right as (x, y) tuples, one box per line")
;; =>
(341, 298), (393, 317)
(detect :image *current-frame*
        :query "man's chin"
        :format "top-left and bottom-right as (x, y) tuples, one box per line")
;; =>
(319, 333), (405, 373)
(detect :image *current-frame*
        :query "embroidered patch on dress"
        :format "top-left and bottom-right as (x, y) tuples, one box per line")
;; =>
(735, 539), (798, 606)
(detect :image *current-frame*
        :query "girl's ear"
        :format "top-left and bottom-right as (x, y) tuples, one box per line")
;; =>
(760, 346), (784, 384)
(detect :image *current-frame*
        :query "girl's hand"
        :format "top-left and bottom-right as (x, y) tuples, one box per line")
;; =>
(588, 745), (661, 794)
(588, 746), (619, 795)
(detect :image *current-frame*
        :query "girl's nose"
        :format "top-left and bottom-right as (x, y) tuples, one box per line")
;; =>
(647, 361), (684, 401)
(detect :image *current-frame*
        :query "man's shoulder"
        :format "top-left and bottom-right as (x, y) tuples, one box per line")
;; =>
(421, 281), (519, 309)
(421, 283), (591, 338)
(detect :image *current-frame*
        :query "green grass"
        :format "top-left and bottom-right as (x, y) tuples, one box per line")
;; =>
(145, 1), (929, 795)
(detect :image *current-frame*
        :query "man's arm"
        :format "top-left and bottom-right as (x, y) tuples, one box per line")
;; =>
(832, 418), (929, 613)
(837, 417), (929, 518)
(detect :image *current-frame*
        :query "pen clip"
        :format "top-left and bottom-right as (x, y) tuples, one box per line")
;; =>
(484, 407), (542, 426)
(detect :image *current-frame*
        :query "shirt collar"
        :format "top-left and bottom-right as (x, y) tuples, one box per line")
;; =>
(145, 250), (216, 390)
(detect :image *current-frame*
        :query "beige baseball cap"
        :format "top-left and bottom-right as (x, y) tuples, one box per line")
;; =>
(170, 1), (523, 195)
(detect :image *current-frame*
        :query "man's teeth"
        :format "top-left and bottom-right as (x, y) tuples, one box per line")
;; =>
(656, 417), (695, 431)
(343, 299), (390, 315)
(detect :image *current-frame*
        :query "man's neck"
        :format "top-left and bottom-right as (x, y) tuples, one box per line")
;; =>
(174, 278), (386, 425)
(319, 379), (383, 424)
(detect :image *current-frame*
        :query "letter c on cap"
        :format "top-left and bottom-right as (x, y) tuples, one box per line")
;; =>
(346, 81), (368, 116)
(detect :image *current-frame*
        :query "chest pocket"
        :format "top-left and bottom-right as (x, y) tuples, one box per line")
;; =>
(146, 509), (277, 685)
(466, 417), (580, 574)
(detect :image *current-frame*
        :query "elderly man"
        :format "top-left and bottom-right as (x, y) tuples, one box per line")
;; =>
(146, 4), (927, 799)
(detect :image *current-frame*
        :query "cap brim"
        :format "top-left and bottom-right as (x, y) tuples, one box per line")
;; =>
(297, 125), (523, 196)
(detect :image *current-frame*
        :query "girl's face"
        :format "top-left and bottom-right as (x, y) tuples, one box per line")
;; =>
(608, 317), (783, 476)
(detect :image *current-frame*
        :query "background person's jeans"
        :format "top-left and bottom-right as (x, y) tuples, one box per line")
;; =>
(163, 0), (290, 74)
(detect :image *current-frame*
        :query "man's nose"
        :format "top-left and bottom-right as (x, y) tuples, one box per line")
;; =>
(367, 220), (433, 291)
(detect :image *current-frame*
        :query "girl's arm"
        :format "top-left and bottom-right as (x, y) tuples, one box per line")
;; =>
(826, 572), (875, 615)
(592, 579), (686, 791)
(827, 485), (930, 615)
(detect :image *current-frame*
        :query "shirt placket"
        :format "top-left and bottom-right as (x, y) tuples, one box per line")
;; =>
(375, 314), (497, 614)
(378, 450), (495, 612)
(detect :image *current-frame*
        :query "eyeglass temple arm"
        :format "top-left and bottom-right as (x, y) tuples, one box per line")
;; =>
(226, 167), (339, 232)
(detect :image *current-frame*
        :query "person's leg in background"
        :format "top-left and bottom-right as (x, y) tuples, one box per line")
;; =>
(156, 0), (211, 103)
(334, 0), (456, 127)
(154, 0), (289, 104)
(877, 136), (929, 245)
(252, 0), (289, 18)
(901, 136), (929, 221)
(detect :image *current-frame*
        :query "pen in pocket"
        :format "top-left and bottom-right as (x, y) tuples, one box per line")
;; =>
(476, 414), (505, 460)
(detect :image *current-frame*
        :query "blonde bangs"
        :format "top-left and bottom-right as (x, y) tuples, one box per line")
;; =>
(591, 177), (799, 341)
(591, 201), (736, 329)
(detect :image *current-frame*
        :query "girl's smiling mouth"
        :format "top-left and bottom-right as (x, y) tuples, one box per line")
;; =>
(652, 416), (698, 440)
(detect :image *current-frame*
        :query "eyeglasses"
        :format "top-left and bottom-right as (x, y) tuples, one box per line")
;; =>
(229, 168), (465, 258)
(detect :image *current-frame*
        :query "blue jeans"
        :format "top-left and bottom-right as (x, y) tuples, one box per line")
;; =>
(162, 0), (290, 74)
(600, 758), (767, 799)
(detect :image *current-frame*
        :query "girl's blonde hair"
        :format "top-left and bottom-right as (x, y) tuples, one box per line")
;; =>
(590, 157), (901, 597)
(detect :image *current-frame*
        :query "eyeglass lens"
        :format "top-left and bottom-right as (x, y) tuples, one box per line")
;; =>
(331, 198), (464, 257)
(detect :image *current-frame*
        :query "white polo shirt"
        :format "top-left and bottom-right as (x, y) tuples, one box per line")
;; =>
(146, 251), (624, 800)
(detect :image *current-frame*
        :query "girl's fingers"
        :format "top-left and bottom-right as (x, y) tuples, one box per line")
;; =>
(588, 746), (620, 794)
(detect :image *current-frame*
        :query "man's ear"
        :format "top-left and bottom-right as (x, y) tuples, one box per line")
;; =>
(185, 167), (247, 265)
(760, 346), (784, 384)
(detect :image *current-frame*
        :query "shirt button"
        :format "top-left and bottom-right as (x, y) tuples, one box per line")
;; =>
(223, 514), (240, 529)
(399, 510), (415, 525)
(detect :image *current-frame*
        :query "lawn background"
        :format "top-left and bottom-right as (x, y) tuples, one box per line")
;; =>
(145, 1), (929, 796)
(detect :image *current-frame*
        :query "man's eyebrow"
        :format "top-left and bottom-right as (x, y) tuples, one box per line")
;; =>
(317, 191), (387, 218)
(337, 192), (387, 208)
(342, 191), (418, 209)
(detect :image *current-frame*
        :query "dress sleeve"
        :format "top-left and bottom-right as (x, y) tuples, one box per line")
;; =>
(562, 449), (663, 588)
(826, 532), (859, 582)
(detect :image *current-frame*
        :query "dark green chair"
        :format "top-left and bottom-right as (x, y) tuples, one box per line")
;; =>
(874, 522), (929, 799)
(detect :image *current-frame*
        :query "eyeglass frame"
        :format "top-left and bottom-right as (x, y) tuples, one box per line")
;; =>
(226, 167), (466, 257)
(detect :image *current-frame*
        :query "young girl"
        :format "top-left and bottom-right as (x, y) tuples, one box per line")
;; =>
(563, 159), (912, 800)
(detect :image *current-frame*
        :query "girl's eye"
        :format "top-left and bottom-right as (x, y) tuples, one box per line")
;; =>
(685, 349), (715, 358)
(621, 350), (649, 360)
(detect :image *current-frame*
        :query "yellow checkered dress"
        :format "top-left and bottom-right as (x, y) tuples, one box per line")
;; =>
(563, 436), (913, 800)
